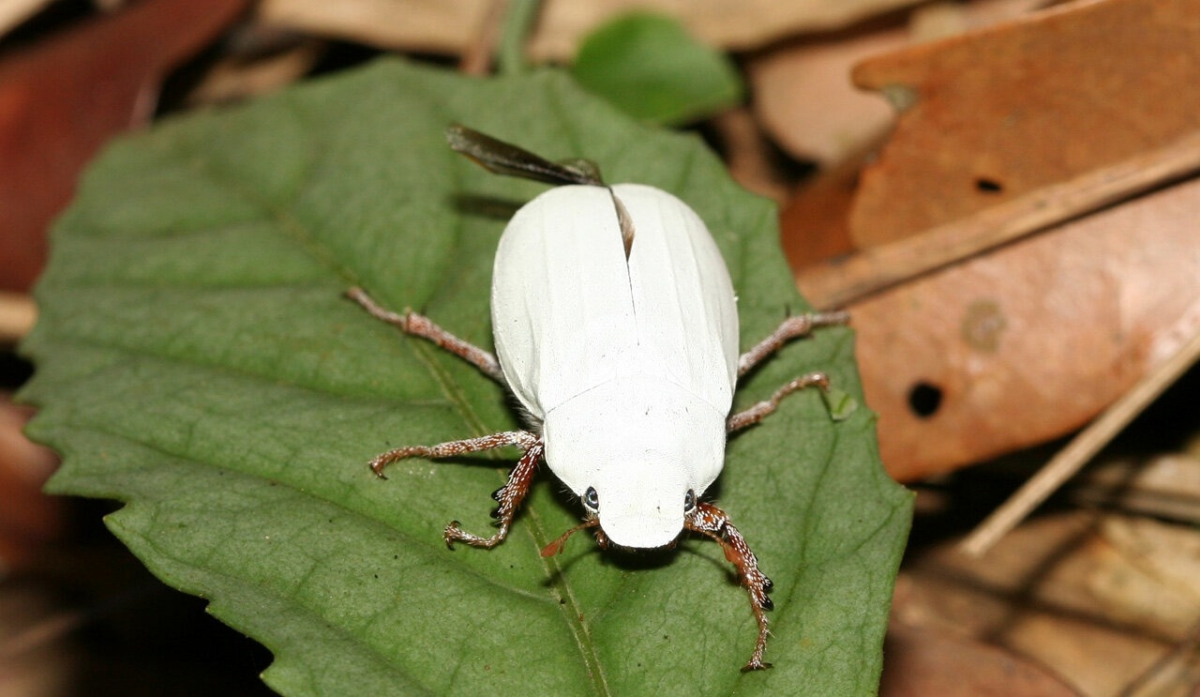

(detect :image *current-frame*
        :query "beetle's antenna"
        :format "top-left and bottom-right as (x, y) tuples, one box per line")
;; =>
(447, 125), (633, 257)
(539, 518), (600, 557)
(447, 125), (605, 187)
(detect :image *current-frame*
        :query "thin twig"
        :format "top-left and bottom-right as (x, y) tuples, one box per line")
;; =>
(796, 130), (1200, 310)
(0, 291), (36, 343)
(458, 0), (508, 75)
(1117, 615), (1200, 696)
(960, 324), (1200, 557)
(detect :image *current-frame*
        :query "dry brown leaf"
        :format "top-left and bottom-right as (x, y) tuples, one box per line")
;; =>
(749, 0), (1045, 165)
(0, 585), (76, 697)
(1122, 631), (1200, 697)
(795, 128), (1200, 310)
(783, 0), (1200, 481)
(750, 29), (901, 166)
(853, 178), (1200, 482)
(184, 40), (326, 107)
(257, 0), (929, 60)
(256, 0), (486, 55)
(1089, 517), (1200, 633)
(881, 617), (1078, 696)
(780, 155), (861, 271)
(708, 108), (794, 203)
(1072, 455), (1200, 525)
(900, 509), (1200, 695)
(848, 0), (1200, 248)
(534, 0), (926, 58)
(0, 0), (249, 292)
(0, 397), (60, 571)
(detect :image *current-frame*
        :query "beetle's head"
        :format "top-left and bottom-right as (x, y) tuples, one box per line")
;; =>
(541, 379), (728, 552)
(579, 466), (697, 549)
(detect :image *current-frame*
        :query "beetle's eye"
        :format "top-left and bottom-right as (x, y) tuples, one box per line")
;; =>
(583, 486), (599, 511)
(684, 489), (697, 513)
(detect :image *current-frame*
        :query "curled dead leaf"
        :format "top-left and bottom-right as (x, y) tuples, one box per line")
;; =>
(784, 0), (1200, 481)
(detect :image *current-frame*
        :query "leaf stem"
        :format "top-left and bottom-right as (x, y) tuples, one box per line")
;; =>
(498, 0), (540, 76)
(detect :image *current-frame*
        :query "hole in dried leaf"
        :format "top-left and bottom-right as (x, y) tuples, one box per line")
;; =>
(974, 177), (1004, 194)
(908, 382), (943, 418)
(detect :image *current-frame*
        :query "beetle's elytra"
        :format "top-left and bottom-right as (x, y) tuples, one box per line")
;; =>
(349, 126), (849, 671)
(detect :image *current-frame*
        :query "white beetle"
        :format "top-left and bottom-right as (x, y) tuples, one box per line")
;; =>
(348, 126), (848, 671)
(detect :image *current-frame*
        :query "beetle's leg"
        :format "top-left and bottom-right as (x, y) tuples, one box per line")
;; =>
(347, 287), (505, 382)
(727, 372), (830, 433)
(445, 438), (544, 550)
(685, 502), (774, 671)
(737, 311), (849, 377)
(364, 430), (542, 549)
(366, 430), (538, 478)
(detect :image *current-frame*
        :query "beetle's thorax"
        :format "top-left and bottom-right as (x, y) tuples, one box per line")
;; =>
(541, 376), (727, 549)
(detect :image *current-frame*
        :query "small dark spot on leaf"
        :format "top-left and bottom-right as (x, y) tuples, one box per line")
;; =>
(908, 382), (943, 418)
(975, 177), (1003, 193)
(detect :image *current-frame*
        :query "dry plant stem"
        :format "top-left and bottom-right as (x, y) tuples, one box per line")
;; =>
(686, 502), (774, 671)
(497, 0), (539, 76)
(0, 0), (51, 38)
(797, 130), (1200, 309)
(0, 608), (87, 662)
(0, 291), (36, 343)
(346, 287), (505, 381)
(458, 0), (507, 75)
(1119, 615), (1200, 695)
(961, 325), (1200, 557)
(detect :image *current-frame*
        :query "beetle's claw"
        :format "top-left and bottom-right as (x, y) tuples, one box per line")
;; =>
(444, 521), (463, 549)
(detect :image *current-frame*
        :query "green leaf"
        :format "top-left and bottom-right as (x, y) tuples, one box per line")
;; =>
(570, 13), (744, 125)
(822, 387), (859, 422)
(21, 60), (911, 696)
